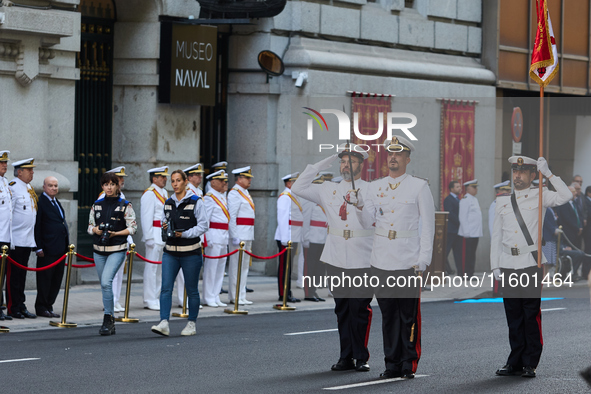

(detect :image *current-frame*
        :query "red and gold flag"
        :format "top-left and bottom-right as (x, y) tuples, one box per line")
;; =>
(530, 0), (559, 87)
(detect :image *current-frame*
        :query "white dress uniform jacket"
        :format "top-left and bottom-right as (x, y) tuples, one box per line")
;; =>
(141, 184), (168, 245)
(228, 184), (255, 242)
(188, 183), (203, 198)
(490, 176), (571, 270)
(458, 193), (483, 238)
(488, 200), (496, 238)
(292, 165), (372, 270)
(274, 187), (304, 244)
(9, 178), (37, 248)
(308, 203), (328, 244)
(203, 189), (229, 245)
(0, 176), (13, 244)
(357, 174), (435, 271)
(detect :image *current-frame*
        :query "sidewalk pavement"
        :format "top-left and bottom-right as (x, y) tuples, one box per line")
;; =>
(4, 271), (584, 333)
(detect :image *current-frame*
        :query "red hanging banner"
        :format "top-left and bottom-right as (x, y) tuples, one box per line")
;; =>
(439, 101), (476, 208)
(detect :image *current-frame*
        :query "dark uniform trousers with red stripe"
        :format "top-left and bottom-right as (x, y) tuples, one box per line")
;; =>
(277, 241), (299, 298)
(501, 265), (544, 368)
(6, 246), (32, 314)
(326, 264), (373, 362)
(373, 267), (422, 374)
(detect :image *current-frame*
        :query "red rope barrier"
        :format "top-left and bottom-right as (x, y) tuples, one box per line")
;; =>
(244, 248), (287, 260)
(6, 254), (67, 271)
(70, 262), (96, 268)
(75, 253), (95, 262)
(135, 253), (162, 265)
(203, 249), (239, 259)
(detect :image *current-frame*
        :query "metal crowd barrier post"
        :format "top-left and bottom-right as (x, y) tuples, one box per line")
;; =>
(274, 241), (295, 311)
(224, 242), (248, 315)
(0, 245), (9, 333)
(116, 244), (139, 323)
(50, 245), (77, 328)
(172, 288), (189, 318)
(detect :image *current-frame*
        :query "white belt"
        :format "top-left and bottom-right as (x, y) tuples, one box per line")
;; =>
(327, 227), (374, 240)
(502, 244), (537, 256)
(374, 228), (418, 240)
(165, 243), (202, 252)
(94, 243), (128, 253)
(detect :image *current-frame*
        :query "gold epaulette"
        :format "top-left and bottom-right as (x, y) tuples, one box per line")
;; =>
(412, 175), (429, 185)
(143, 186), (155, 195)
(8, 181), (15, 186)
(206, 192), (213, 197)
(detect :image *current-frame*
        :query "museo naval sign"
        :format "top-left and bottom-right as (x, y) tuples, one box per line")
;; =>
(159, 22), (217, 106)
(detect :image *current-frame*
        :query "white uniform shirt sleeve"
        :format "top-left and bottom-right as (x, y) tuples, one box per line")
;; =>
(458, 196), (468, 237)
(417, 183), (436, 267)
(301, 199), (314, 244)
(291, 164), (323, 205)
(356, 186), (377, 229)
(490, 199), (504, 271)
(275, 194), (291, 243)
(543, 176), (572, 207)
(181, 198), (209, 239)
(141, 191), (155, 241)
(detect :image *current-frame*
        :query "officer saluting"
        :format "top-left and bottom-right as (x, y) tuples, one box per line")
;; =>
(491, 156), (570, 378)
(353, 136), (435, 380)
(0, 151), (12, 321)
(7, 158), (38, 319)
(292, 143), (373, 373)
(458, 179), (483, 278)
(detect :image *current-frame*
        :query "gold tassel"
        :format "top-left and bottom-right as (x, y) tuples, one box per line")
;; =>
(28, 186), (38, 211)
(249, 256), (252, 267)
(410, 323), (415, 342)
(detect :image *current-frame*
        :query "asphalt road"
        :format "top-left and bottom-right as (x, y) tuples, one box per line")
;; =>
(2, 287), (591, 393)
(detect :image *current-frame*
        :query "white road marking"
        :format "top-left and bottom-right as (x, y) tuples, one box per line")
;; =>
(541, 307), (566, 312)
(323, 374), (428, 390)
(0, 358), (40, 364)
(284, 328), (338, 336)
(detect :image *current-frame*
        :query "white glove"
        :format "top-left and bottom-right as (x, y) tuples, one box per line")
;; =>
(414, 262), (427, 273)
(346, 189), (364, 208)
(145, 239), (155, 248)
(537, 157), (552, 178)
(314, 154), (338, 171)
(281, 241), (288, 247)
(232, 238), (240, 246)
(493, 268), (501, 281)
(302, 241), (310, 249)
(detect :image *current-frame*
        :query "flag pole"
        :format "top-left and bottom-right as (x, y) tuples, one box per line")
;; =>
(537, 86), (544, 268)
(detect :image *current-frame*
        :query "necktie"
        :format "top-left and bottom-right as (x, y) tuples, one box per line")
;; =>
(572, 202), (581, 228)
(52, 199), (63, 218)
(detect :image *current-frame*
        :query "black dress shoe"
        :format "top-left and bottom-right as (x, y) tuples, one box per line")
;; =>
(220, 289), (228, 294)
(21, 309), (37, 319)
(0, 311), (12, 321)
(379, 369), (401, 379)
(331, 358), (355, 371)
(311, 293), (326, 302)
(401, 370), (415, 379)
(304, 297), (319, 302)
(521, 366), (536, 378)
(9, 311), (24, 319)
(355, 360), (370, 372)
(37, 310), (53, 318)
(51, 312), (60, 318)
(246, 287), (254, 293)
(495, 364), (523, 376)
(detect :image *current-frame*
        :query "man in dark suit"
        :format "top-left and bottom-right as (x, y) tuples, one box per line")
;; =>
(555, 186), (583, 252)
(443, 180), (461, 275)
(34, 176), (69, 318)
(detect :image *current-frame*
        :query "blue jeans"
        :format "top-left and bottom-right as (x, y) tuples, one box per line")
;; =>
(160, 252), (203, 321)
(93, 251), (127, 316)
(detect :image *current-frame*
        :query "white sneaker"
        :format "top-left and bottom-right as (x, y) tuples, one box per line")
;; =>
(144, 301), (160, 311)
(199, 305), (203, 309)
(206, 303), (218, 308)
(114, 303), (124, 313)
(216, 301), (227, 307)
(181, 321), (196, 336)
(240, 299), (253, 305)
(151, 320), (169, 336)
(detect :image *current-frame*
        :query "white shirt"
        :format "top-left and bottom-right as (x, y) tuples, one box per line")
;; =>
(490, 176), (571, 270)
(203, 188), (229, 245)
(357, 173), (435, 271)
(0, 176), (12, 244)
(274, 187), (304, 244)
(141, 184), (169, 245)
(292, 164), (372, 269)
(228, 184), (255, 241)
(188, 183), (203, 197)
(9, 177), (37, 248)
(458, 193), (483, 238)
